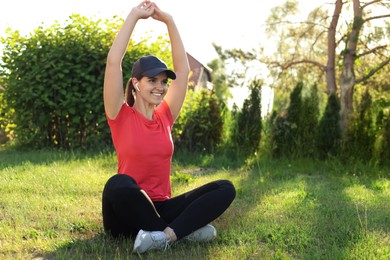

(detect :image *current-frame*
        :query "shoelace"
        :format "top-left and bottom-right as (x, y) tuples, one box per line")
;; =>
(150, 232), (171, 251)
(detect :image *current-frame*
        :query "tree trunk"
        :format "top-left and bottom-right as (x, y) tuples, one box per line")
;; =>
(326, 0), (343, 95)
(339, 0), (363, 132)
(340, 59), (355, 131)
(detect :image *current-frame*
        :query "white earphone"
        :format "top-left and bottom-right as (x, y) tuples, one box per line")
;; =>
(135, 83), (140, 92)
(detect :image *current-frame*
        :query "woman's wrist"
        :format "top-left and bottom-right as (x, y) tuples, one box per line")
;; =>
(163, 15), (175, 28)
(129, 8), (142, 20)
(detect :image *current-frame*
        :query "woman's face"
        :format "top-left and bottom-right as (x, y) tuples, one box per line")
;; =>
(137, 72), (169, 106)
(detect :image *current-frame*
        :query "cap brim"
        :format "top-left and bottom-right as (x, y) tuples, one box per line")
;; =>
(142, 68), (176, 80)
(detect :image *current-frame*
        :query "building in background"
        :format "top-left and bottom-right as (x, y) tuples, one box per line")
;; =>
(187, 52), (212, 91)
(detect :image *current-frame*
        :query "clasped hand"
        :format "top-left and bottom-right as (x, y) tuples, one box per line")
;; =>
(134, 0), (171, 23)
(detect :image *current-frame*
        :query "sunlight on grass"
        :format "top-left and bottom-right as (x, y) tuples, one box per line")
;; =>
(0, 151), (115, 259)
(345, 230), (390, 259)
(344, 184), (383, 205)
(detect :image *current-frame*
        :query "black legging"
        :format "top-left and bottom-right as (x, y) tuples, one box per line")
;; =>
(102, 174), (236, 239)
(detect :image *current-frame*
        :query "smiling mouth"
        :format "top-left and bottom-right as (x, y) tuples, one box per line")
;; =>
(152, 93), (163, 96)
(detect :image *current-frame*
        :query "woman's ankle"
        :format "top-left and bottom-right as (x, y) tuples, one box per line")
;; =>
(164, 227), (177, 242)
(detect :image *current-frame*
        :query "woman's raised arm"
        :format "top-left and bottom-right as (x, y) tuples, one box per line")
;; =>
(104, 0), (154, 120)
(151, 3), (190, 122)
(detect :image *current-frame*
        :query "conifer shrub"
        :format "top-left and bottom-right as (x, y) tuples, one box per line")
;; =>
(316, 93), (341, 159)
(299, 84), (320, 157)
(230, 79), (262, 156)
(375, 109), (389, 166)
(342, 89), (375, 161)
(270, 82), (319, 158)
(379, 113), (390, 166)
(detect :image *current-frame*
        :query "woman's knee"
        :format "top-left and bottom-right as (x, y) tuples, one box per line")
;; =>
(216, 179), (236, 200)
(103, 174), (138, 195)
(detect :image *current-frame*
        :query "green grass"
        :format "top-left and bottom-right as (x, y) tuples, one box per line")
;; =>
(0, 147), (389, 259)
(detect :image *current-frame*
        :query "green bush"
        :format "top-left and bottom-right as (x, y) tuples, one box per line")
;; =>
(174, 89), (223, 152)
(0, 15), (171, 149)
(0, 86), (15, 144)
(1, 15), (115, 149)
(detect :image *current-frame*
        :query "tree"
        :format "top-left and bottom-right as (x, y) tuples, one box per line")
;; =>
(231, 79), (263, 156)
(207, 57), (232, 105)
(212, 43), (257, 87)
(300, 84), (320, 156)
(264, 0), (390, 133)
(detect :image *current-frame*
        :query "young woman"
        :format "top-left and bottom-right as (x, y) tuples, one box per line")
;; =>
(102, 1), (235, 253)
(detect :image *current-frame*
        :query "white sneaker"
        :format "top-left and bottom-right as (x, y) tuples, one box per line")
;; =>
(133, 229), (170, 253)
(184, 224), (217, 242)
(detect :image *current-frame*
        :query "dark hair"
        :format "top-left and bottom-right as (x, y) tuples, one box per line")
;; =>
(125, 76), (142, 107)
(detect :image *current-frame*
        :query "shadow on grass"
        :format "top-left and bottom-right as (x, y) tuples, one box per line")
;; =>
(303, 172), (390, 258)
(38, 234), (134, 260)
(222, 158), (390, 259)
(39, 233), (218, 260)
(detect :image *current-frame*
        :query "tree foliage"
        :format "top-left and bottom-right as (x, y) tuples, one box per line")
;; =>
(207, 57), (232, 105)
(264, 0), (390, 133)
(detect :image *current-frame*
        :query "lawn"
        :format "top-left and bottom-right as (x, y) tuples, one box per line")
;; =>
(0, 147), (389, 259)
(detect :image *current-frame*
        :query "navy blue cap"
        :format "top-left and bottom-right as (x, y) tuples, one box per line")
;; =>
(131, 55), (176, 80)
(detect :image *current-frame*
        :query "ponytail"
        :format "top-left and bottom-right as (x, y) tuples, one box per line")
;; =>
(125, 79), (135, 107)
(125, 76), (141, 107)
